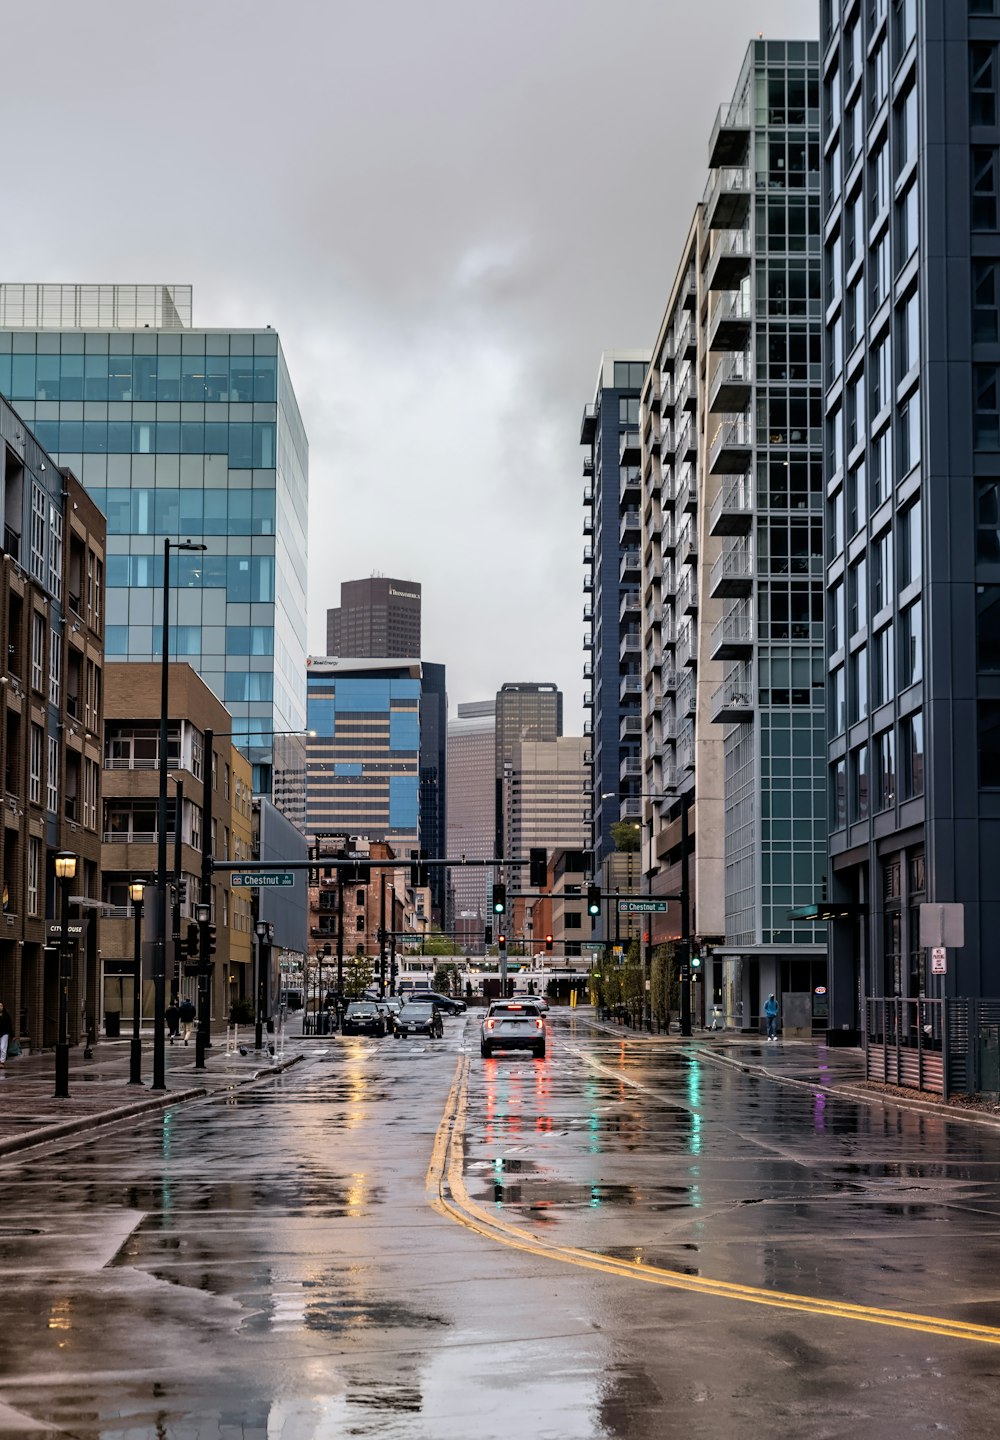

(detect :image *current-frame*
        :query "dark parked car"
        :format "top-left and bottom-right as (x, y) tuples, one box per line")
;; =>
(406, 990), (466, 1015)
(394, 1002), (444, 1039)
(341, 1001), (387, 1037)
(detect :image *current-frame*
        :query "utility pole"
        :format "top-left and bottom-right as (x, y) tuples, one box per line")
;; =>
(196, 728), (215, 1070)
(378, 871), (387, 999)
(172, 777), (184, 1003)
(680, 790), (692, 1038)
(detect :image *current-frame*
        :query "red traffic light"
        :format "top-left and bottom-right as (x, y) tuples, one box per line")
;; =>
(545, 934), (554, 951)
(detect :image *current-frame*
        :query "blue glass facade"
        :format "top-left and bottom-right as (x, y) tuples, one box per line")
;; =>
(0, 326), (308, 796)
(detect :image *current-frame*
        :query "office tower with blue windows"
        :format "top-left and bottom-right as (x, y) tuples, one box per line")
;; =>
(0, 284), (308, 801)
(580, 355), (649, 881)
(822, 0), (1000, 1049)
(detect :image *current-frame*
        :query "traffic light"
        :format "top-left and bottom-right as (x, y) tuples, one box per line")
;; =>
(498, 933), (507, 950)
(185, 922), (199, 957)
(207, 922), (218, 956)
(545, 934), (554, 952)
(587, 884), (601, 916)
(529, 848), (547, 888)
(492, 883), (506, 914)
(484, 923), (493, 945)
(691, 951), (703, 978)
(409, 849), (430, 887)
(175, 879), (188, 903)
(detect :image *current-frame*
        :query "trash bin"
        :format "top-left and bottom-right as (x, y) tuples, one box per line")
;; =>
(105, 1011), (121, 1038)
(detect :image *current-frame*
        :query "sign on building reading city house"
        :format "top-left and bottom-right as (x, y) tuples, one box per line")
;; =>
(617, 899), (668, 914)
(231, 872), (296, 889)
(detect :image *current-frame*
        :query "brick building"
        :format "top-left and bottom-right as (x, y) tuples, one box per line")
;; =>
(1, 396), (106, 1051)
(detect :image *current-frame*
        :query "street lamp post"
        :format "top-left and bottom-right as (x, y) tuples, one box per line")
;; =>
(156, 536), (207, 1091)
(254, 920), (268, 1049)
(54, 851), (77, 1098)
(128, 880), (146, 1085)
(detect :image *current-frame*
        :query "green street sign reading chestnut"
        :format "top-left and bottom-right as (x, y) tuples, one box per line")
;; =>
(231, 872), (295, 888)
(617, 899), (668, 914)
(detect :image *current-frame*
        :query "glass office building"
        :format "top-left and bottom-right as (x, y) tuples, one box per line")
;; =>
(0, 284), (308, 799)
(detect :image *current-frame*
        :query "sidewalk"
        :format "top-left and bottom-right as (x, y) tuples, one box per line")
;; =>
(0, 1033), (304, 1158)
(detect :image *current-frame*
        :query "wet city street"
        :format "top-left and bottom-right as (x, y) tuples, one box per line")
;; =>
(3, 1012), (1000, 1437)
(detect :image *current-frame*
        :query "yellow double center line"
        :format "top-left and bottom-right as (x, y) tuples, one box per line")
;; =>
(427, 1055), (1000, 1347)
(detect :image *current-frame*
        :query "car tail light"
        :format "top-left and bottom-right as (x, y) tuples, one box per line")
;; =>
(486, 1018), (496, 1031)
(534, 1018), (543, 1030)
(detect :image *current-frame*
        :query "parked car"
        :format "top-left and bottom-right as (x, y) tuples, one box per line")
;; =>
(341, 1001), (388, 1037)
(394, 1002), (444, 1039)
(375, 997), (403, 1029)
(480, 1000), (545, 1059)
(405, 990), (467, 1015)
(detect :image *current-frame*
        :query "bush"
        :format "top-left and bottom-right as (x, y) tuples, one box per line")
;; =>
(229, 998), (254, 1025)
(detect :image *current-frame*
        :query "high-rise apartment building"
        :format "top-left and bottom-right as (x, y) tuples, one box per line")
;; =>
(494, 682), (562, 858)
(326, 576), (422, 658)
(502, 737), (590, 942)
(446, 701), (496, 940)
(640, 39), (826, 1029)
(581, 354), (650, 874)
(0, 283), (308, 803)
(821, 0), (1000, 1037)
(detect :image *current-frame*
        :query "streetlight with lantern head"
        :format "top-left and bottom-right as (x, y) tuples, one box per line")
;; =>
(128, 879), (146, 1085)
(54, 851), (77, 1098)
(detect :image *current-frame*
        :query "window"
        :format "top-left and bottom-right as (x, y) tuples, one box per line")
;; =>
(30, 484), (46, 583)
(830, 579), (846, 652)
(872, 424), (893, 507)
(830, 665), (846, 733)
(981, 700), (1000, 784)
(895, 85), (918, 174)
(974, 259), (1000, 341)
(851, 645), (869, 722)
(898, 288), (919, 378)
(853, 743), (870, 821)
(894, 0), (916, 52)
(972, 42), (997, 127)
(356, 889), (365, 907)
(355, 915), (365, 932)
(898, 390), (921, 474)
(847, 370), (866, 452)
(875, 622), (896, 705)
(27, 836), (40, 916)
(564, 912), (582, 930)
(829, 488), (845, 560)
(49, 628), (61, 706)
(873, 528), (894, 612)
(973, 147), (999, 230)
(897, 181), (919, 267)
(870, 140), (890, 222)
(901, 600), (922, 685)
(849, 556), (868, 634)
(846, 275), (865, 351)
(30, 611), (44, 692)
(846, 189), (864, 268)
(872, 334), (892, 415)
(870, 39), (889, 120)
(872, 230), (891, 310)
(876, 729), (896, 810)
(900, 498), (922, 586)
(618, 396), (640, 425)
(902, 711), (924, 796)
(831, 758), (847, 827)
(48, 505), (63, 601)
(47, 735), (59, 815)
(975, 364), (1000, 448)
(845, 94), (863, 169)
(848, 458), (867, 534)
(29, 724), (43, 805)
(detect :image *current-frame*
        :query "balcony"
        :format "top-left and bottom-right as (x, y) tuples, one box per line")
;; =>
(708, 100), (751, 168)
(620, 631), (642, 661)
(704, 165), (751, 230)
(674, 311), (695, 361)
(660, 615), (676, 647)
(706, 226), (752, 292)
(680, 264), (697, 311)
(583, 511), (593, 535)
(709, 351), (753, 414)
(709, 414), (753, 475)
(661, 559), (675, 595)
(676, 621), (697, 671)
(620, 755), (643, 783)
(583, 631), (593, 650)
(583, 602), (593, 621)
(583, 660), (593, 679)
(3, 526), (20, 561)
(676, 464), (697, 514)
(619, 509), (641, 544)
(583, 485), (593, 505)
(709, 473), (753, 536)
(678, 735), (695, 772)
(619, 550), (641, 583)
(660, 517), (676, 554)
(676, 520), (698, 569)
(710, 537), (753, 598)
(620, 468), (640, 502)
(619, 429), (641, 464)
(620, 673), (643, 705)
(583, 544), (594, 564)
(583, 571), (594, 593)
(581, 403), (597, 444)
(709, 291), (752, 352)
(710, 601), (754, 661)
(674, 414), (696, 463)
(676, 570), (698, 616)
(620, 590), (641, 623)
(675, 366), (695, 415)
(583, 690), (593, 708)
(658, 421), (674, 455)
(711, 663), (755, 723)
(583, 454), (594, 476)
(620, 796), (643, 821)
(661, 468), (676, 510)
(661, 667), (679, 695)
(660, 717), (679, 743)
(620, 714), (642, 741)
(677, 672), (697, 718)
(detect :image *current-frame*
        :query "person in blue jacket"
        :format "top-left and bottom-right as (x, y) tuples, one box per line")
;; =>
(764, 992), (779, 1041)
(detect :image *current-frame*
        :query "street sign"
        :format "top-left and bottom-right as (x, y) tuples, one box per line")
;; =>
(617, 899), (668, 914)
(931, 946), (947, 975)
(231, 872), (295, 889)
(920, 903), (965, 948)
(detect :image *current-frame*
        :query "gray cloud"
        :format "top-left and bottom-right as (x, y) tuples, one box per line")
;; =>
(2, 0), (814, 729)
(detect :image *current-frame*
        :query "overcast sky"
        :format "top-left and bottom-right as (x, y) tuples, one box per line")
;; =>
(2, 0), (814, 731)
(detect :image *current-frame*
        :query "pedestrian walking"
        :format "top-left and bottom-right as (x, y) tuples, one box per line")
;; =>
(764, 992), (779, 1041)
(0, 1000), (14, 1066)
(179, 996), (196, 1045)
(165, 997), (180, 1044)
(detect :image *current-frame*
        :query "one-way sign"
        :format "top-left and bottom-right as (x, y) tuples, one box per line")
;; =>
(231, 871), (295, 888)
(618, 899), (668, 914)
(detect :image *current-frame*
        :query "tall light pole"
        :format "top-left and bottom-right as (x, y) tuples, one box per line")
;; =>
(156, 537), (207, 1091)
(128, 879), (146, 1085)
(54, 851), (77, 1098)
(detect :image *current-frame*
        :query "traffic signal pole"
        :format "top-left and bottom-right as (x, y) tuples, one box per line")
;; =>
(196, 728), (215, 1070)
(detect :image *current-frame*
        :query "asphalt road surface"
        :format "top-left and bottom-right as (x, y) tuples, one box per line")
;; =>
(2, 1011), (1000, 1438)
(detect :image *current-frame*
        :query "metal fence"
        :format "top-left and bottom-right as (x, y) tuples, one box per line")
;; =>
(866, 997), (1000, 1098)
